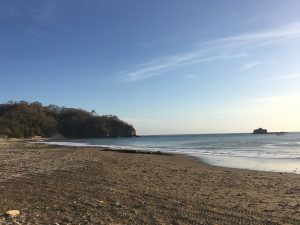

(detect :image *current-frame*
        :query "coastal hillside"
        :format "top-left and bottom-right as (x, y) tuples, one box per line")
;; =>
(0, 101), (136, 138)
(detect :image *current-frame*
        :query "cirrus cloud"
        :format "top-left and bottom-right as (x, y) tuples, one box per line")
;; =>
(123, 22), (300, 82)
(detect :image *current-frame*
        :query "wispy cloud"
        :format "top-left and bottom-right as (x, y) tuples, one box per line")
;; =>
(125, 51), (248, 81)
(183, 74), (198, 79)
(0, 0), (117, 24)
(201, 110), (257, 115)
(206, 22), (300, 48)
(121, 117), (160, 124)
(236, 96), (285, 104)
(267, 73), (300, 81)
(0, 1), (61, 24)
(30, 1), (61, 24)
(235, 93), (300, 104)
(124, 22), (300, 82)
(242, 62), (260, 70)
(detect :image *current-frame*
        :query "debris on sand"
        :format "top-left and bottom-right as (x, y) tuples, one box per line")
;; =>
(5, 210), (20, 217)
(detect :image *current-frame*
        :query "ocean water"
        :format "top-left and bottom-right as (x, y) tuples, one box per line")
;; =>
(41, 133), (300, 174)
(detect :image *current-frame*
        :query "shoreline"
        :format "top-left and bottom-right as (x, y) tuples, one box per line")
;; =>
(35, 140), (300, 175)
(1, 140), (300, 224)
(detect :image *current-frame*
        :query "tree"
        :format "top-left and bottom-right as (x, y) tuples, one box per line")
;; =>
(0, 101), (136, 138)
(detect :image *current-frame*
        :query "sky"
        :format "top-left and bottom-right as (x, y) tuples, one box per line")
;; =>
(0, 0), (300, 135)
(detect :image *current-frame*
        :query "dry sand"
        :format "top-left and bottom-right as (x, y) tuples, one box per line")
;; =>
(0, 140), (300, 225)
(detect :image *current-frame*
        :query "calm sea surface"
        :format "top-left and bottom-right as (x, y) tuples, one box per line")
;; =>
(42, 133), (300, 174)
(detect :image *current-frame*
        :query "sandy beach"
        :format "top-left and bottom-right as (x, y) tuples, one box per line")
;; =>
(0, 140), (300, 225)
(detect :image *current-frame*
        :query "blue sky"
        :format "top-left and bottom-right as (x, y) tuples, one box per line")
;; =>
(1, 0), (300, 134)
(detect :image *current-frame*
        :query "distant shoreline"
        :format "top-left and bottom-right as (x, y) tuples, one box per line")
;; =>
(33, 137), (300, 175)
(2, 132), (300, 175)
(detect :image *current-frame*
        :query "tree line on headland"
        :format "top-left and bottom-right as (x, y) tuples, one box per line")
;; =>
(0, 101), (136, 139)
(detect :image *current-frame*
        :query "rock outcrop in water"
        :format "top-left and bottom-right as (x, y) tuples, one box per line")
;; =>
(0, 101), (136, 138)
(253, 128), (268, 134)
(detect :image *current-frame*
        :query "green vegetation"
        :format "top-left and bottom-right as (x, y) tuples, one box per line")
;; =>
(0, 101), (136, 138)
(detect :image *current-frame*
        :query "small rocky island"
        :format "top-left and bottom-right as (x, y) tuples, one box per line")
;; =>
(253, 128), (268, 134)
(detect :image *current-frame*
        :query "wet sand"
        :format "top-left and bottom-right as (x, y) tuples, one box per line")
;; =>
(0, 140), (300, 225)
